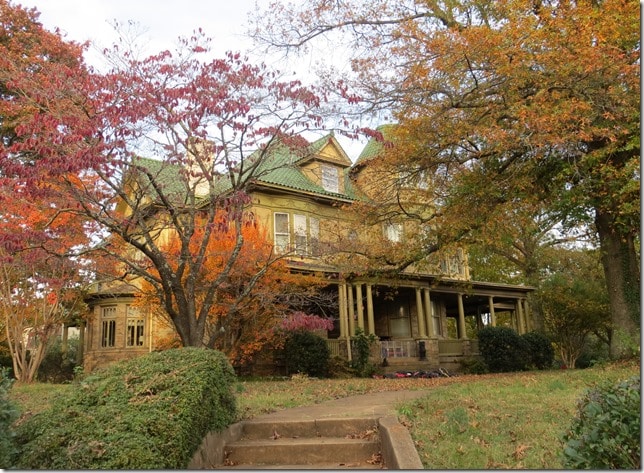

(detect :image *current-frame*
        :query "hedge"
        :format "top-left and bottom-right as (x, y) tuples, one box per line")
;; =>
(562, 375), (640, 469)
(0, 368), (18, 468)
(13, 348), (237, 469)
(282, 330), (330, 377)
(478, 326), (530, 373)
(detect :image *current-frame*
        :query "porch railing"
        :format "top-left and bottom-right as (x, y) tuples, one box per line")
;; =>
(326, 339), (344, 358)
(326, 338), (480, 359)
(438, 339), (464, 355)
(380, 340), (418, 358)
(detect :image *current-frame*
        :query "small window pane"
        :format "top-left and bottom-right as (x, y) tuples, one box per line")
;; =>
(321, 165), (339, 193)
(274, 213), (290, 254)
(310, 217), (320, 256)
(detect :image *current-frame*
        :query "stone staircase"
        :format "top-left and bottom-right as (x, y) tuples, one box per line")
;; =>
(220, 417), (384, 469)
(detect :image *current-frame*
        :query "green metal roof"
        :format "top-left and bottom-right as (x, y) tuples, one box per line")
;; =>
(127, 133), (365, 203)
(250, 134), (360, 200)
(354, 124), (396, 166)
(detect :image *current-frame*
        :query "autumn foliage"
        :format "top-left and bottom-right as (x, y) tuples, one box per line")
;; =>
(253, 0), (640, 358)
(136, 212), (329, 366)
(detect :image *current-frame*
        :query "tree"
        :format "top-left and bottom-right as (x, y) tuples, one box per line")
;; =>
(0, 2), (96, 382)
(61, 30), (331, 349)
(136, 212), (333, 365)
(252, 0), (640, 358)
(0, 4), (335, 354)
(0, 0), (94, 225)
(537, 248), (611, 369)
(0, 248), (87, 383)
(0, 179), (89, 382)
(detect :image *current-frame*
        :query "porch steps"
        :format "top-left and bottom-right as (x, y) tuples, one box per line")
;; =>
(220, 417), (384, 469)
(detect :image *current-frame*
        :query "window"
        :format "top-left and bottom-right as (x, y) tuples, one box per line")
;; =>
(384, 223), (403, 243)
(126, 305), (145, 347)
(274, 213), (290, 254)
(321, 164), (339, 193)
(274, 212), (321, 257)
(294, 214), (307, 255)
(101, 306), (117, 348)
(309, 217), (320, 256)
(440, 249), (465, 276)
(431, 300), (442, 336)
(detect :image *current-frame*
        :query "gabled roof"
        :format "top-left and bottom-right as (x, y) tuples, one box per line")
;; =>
(354, 124), (396, 166)
(122, 133), (365, 205)
(249, 133), (360, 201)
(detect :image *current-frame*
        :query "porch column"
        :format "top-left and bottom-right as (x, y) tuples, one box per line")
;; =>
(78, 321), (85, 363)
(347, 284), (355, 336)
(524, 299), (532, 332)
(366, 284), (375, 336)
(457, 293), (467, 340)
(488, 296), (496, 326)
(415, 288), (428, 338)
(423, 289), (435, 338)
(338, 283), (347, 338)
(355, 284), (365, 331)
(517, 299), (526, 335)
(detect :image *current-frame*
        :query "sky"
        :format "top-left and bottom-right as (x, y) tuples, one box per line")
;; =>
(18, 0), (367, 158)
(20, 0), (268, 62)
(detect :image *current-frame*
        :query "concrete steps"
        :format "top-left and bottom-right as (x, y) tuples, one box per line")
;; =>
(220, 417), (384, 469)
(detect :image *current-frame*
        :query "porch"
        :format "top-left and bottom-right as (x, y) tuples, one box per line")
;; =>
(326, 338), (481, 373)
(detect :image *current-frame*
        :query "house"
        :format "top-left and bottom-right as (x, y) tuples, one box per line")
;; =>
(81, 132), (534, 373)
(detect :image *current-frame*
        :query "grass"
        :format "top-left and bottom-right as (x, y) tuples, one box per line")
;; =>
(397, 362), (640, 469)
(9, 360), (640, 469)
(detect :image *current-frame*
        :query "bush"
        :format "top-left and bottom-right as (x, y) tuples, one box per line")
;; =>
(521, 331), (554, 370)
(478, 326), (530, 373)
(562, 375), (640, 469)
(282, 330), (330, 377)
(350, 328), (378, 377)
(460, 357), (489, 375)
(13, 348), (237, 469)
(0, 368), (19, 469)
(38, 336), (81, 383)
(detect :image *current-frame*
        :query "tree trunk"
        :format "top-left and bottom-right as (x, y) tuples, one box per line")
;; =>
(595, 208), (640, 359)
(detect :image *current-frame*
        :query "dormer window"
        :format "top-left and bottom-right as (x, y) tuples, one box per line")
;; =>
(321, 164), (339, 193)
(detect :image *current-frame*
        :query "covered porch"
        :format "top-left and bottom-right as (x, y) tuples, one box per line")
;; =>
(326, 275), (535, 372)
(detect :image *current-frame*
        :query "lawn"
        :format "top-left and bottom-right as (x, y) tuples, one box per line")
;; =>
(9, 360), (640, 469)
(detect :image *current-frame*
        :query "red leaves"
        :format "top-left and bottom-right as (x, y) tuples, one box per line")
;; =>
(279, 311), (335, 331)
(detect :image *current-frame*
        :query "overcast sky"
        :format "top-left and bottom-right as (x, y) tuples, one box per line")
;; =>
(17, 0), (369, 158)
(19, 0), (284, 69)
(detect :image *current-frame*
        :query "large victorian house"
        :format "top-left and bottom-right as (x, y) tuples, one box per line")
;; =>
(81, 132), (534, 373)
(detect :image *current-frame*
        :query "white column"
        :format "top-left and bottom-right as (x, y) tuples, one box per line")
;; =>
(338, 284), (347, 338)
(366, 284), (375, 336)
(488, 296), (496, 326)
(457, 293), (467, 340)
(356, 284), (365, 330)
(424, 289), (435, 338)
(415, 288), (427, 338)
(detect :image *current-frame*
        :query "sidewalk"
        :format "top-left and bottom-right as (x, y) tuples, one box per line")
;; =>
(249, 389), (430, 422)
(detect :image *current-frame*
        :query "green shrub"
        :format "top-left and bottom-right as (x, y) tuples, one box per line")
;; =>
(38, 336), (81, 383)
(0, 368), (19, 469)
(350, 328), (378, 377)
(562, 375), (640, 469)
(282, 330), (330, 377)
(460, 357), (488, 375)
(13, 348), (237, 469)
(0, 343), (12, 376)
(521, 331), (555, 370)
(327, 356), (354, 379)
(478, 326), (529, 373)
